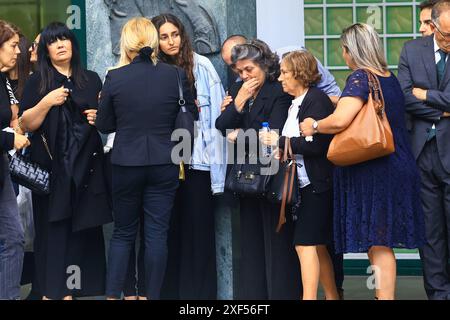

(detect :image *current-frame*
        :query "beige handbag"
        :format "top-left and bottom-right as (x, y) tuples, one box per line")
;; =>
(327, 70), (395, 166)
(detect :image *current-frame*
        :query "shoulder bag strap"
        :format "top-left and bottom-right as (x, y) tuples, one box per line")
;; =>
(174, 68), (186, 108)
(364, 69), (386, 117)
(276, 137), (291, 233)
(41, 133), (53, 161)
(286, 139), (296, 205)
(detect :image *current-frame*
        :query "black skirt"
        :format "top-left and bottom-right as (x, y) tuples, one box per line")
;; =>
(293, 185), (333, 246)
(32, 194), (107, 299)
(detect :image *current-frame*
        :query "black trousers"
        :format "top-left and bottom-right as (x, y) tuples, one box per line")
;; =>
(106, 152), (146, 297)
(162, 169), (217, 299)
(417, 138), (450, 300)
(123, 214), (146, 297)
(237, 197), (301, 300)
(106, 164), (179, 300)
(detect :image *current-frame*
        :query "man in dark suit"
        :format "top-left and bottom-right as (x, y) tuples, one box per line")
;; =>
(397, 0), (450, 300)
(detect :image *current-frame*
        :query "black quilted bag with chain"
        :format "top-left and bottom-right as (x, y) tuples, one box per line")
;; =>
(9, 134), (52, 195)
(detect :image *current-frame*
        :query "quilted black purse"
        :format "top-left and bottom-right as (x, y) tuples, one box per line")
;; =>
(9, 133), (52, 196)
(224, 153), (274, 197)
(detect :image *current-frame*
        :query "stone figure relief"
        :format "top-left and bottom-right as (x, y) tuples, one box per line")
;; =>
(104, 0), (221, 56)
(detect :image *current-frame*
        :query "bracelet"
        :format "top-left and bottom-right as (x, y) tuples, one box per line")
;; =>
(16, 116), (24, 133)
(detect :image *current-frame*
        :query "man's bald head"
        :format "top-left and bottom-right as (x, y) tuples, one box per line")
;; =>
(221, 34), (247, 66)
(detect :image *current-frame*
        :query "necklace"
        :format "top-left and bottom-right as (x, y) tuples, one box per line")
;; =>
(248, 97), (255, 112)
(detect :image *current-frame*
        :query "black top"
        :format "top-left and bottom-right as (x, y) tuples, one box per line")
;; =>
(20, 68), (102, 169)
(215, 79), (291, 162)
(96, 55), (197, 166)
(20, 67), (111, 230)
(279, 87), (335, 193)
(7, 78), (18, 96)
(0, 73), (14, 186)
(0, 73), (14, 151)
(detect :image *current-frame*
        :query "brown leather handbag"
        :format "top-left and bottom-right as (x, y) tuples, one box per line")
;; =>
(267, 138), (299, 232)
(327, 70), (395, 166)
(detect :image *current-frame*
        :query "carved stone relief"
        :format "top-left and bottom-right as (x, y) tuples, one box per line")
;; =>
(104, 0), (221, 56)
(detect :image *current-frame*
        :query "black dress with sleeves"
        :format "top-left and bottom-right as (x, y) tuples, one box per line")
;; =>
(20, 67), (112, 299)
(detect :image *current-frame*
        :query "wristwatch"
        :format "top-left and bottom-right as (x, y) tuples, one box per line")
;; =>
(312, 120), (319, 134)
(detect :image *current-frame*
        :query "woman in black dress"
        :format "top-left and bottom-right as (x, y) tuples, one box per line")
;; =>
(19, 22), (112, 300)
(216, 39), (301, 299)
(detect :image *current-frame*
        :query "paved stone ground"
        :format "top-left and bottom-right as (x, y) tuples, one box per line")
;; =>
(20, 276), (428, 300)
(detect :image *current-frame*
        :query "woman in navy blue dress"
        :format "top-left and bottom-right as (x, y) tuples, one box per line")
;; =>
(300, 23), (425, 300)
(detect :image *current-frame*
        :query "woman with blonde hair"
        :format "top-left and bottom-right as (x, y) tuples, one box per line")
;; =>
(300, 23), (425, 300)
(96, 17), (197, 300)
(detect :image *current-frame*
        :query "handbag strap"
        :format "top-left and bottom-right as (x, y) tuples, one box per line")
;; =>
(364, 69), (386, 117)
(286, 140), (296, 204)
(281, 135), (289, 162)
(41, 133), (53, 161)
(174, 68), (186, 108)
(276, 137), (297, 233)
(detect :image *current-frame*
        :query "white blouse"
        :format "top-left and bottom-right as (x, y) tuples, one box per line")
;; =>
(281, 91), (311, 188)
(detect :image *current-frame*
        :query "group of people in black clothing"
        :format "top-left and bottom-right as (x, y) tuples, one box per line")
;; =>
(1, 0), (450, 301)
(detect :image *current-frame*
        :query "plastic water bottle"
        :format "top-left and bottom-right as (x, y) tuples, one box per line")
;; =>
(260, 122), (272, 157)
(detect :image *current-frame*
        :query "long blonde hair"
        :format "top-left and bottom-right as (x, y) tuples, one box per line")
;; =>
(116, 17), (159, 68)
(341, 23), (388, 73)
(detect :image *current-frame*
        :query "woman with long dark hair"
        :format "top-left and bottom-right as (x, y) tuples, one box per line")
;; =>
(2, 34), (32, 101)
(2, 32), (37, 298)
(152, 13), (226, 299)
(0, 19), (29, 300)
(19, 22), (112, 300)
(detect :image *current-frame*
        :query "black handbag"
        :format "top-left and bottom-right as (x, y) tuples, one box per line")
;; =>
(9, 134), (52, 196)
(266, 138), (300, 232)
(225, 153), (273, 197)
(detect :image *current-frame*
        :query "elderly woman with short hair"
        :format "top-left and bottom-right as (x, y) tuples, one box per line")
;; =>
(216, 39), (301, 300)
(260, 50), (339, 300)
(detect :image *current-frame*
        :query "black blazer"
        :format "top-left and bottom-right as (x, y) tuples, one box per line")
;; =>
(398, 35), (450, 173)
(96, 56), (197, 166)
(215, 79), (291, 160)
(279, 87), (335, 193)
(0, 73), (15, 187)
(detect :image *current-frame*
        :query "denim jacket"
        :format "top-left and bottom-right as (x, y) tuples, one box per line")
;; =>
(191, 53), (227, 194)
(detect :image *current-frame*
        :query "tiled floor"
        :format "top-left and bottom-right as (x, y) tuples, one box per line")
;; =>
(20, 276), (428, 300)
(328, 276), (427, 300)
